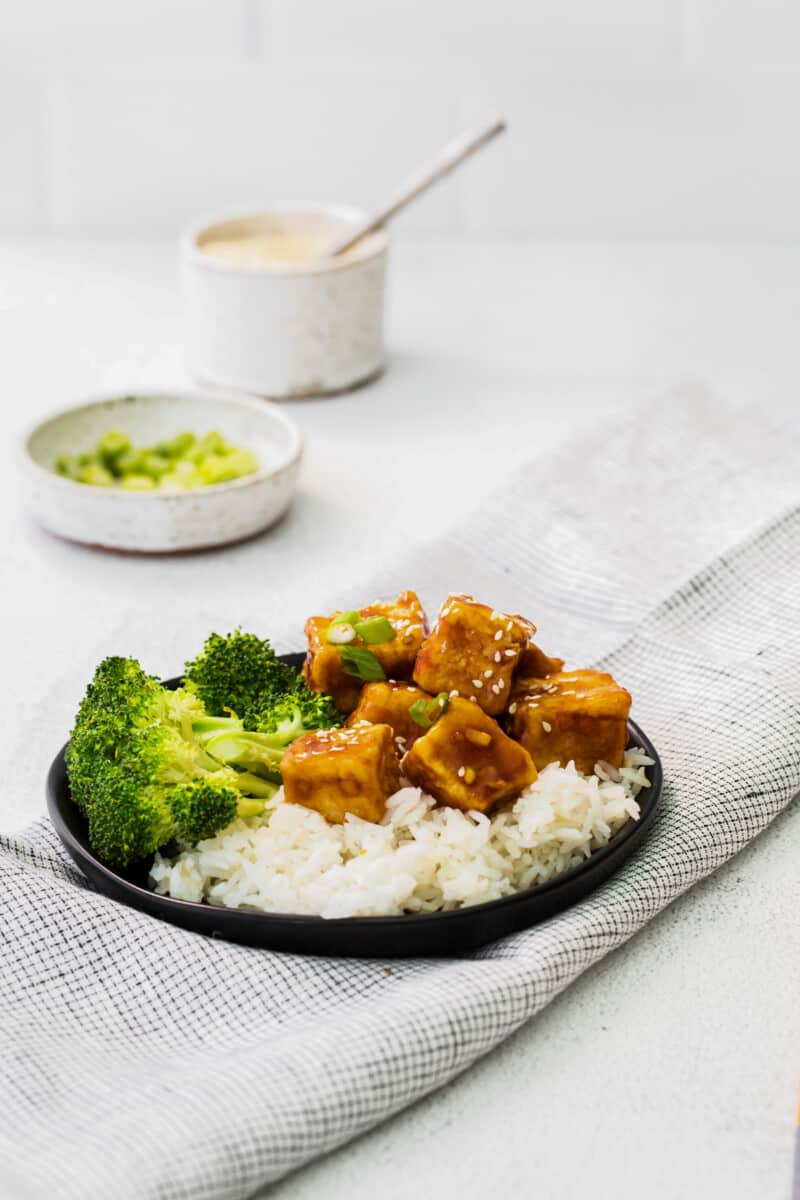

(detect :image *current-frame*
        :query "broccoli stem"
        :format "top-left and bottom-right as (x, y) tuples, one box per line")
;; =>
(235, 773), (278, 800)
(236, 796), (270, 818)
(193, 714), (244, 738)
(201, 730), (285, 782)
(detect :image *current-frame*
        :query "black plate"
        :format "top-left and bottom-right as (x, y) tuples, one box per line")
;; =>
(47, 653), (662, 957)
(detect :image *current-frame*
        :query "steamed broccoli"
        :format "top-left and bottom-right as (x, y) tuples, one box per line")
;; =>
(183, 630), (343, 781)
(67, 633), (343, 868)
(193, 695), (337, 783)
(183, 630), (301, 726)
(66, 656), (274, 868)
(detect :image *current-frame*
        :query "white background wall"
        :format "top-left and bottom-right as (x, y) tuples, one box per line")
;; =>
(2, 0), (800, 238)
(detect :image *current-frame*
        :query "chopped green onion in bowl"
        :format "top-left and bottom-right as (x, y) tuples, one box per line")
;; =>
(54, 429), (259, 491)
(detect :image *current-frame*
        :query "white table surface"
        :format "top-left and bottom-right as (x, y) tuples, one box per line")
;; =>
(2, 236), (798, 1200)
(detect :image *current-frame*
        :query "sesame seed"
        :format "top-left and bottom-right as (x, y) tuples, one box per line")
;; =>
(449, 689), (459, 698)
(494, 651), (501, 663)
(497, 678), (505, 690)
(494, 630), (503, 641)
(506, 621), (513, 632)
(470, 695), (477, 702)
(491, 684), (500, 695)
(472, 679), (484, 689)
(542, 721), (552, 733)
(504, 649), (516, 657)
(508, 702), (518, 714)
(576, 692), (586, 698)
(561, 690), (575, 695)
(484, 668), (493, 678)
(457, 766), (466, 778)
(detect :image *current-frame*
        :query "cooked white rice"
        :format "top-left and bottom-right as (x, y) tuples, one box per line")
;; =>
(149, 749), (653, 918)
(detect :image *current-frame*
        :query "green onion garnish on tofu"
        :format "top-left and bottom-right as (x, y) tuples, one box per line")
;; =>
(409, 692), (449, 729)
(353, 617), (396, 645)
(338, 645), (386, 682)
(325, 612), (361, 645)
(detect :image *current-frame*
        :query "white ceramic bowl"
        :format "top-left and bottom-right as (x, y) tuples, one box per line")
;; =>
(180, 206), (387, 398)
(22, 390), (303, 553)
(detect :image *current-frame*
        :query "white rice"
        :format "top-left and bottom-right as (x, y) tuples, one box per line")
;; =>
(149, 749), (653, 919)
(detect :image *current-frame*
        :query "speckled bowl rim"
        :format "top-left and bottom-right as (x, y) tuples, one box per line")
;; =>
(21, 389), (304, 501)
(181, 204), (389, 278)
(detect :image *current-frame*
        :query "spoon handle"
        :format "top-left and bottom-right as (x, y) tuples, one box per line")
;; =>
(322, 117), (507, 259)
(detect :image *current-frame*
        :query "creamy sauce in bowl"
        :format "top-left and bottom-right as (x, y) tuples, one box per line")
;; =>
(183, 207), (387, 395)
(200, 231), (333, 268)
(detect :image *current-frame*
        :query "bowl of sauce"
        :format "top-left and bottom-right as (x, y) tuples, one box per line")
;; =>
(181, 207), (387, 398)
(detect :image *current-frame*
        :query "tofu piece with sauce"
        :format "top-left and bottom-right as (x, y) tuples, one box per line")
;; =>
(281, 723), (402, 825)
(402, 697), (537, 815)
(506, 668), (631, 775)
(303, 590), (427, 714)
(516, 641), (565, 678)
(346, 681), (438, 756)
(413, 594), (535, 717)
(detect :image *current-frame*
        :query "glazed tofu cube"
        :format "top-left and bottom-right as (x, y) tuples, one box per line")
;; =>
(507, 669), (631, 774)
(402, 697), (537, 814)
(303, 590), (427, 714)
(282, 723), (402, 825)
(516, 641), (565, 679)
(413, 594), (534, 717)
(346, 681), (438, 755)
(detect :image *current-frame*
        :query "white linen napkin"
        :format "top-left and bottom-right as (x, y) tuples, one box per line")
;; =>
(1, 386), (798, 1200)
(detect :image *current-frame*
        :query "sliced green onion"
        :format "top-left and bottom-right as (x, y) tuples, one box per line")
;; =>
(354, 616), (396, 645)
(409, 692), (449, 729)
(325, 611), (361, 644)
(338, 645), (386, 682)
(328, 610), (360, 627)
(326, 623), (356, 645)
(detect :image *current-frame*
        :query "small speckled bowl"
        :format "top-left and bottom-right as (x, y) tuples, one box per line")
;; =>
(181, 206), (388, 398)
(22, 390), (303, 553)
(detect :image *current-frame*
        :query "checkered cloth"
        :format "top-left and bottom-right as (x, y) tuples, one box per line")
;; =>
(2, 387), (799, 1200)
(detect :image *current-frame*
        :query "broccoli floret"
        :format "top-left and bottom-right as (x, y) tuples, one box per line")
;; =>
(168, 780), (240, 843)
(195, 699), (314, 783)
(66, 657), (276, 868)
(193, 693), (344, 783)
(198, 728), (285, 782)
(257, 688), (342, 738)
(183, 630), (343, 778)
(184, 630), (298, 726)
(184, 629), (342, 729)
